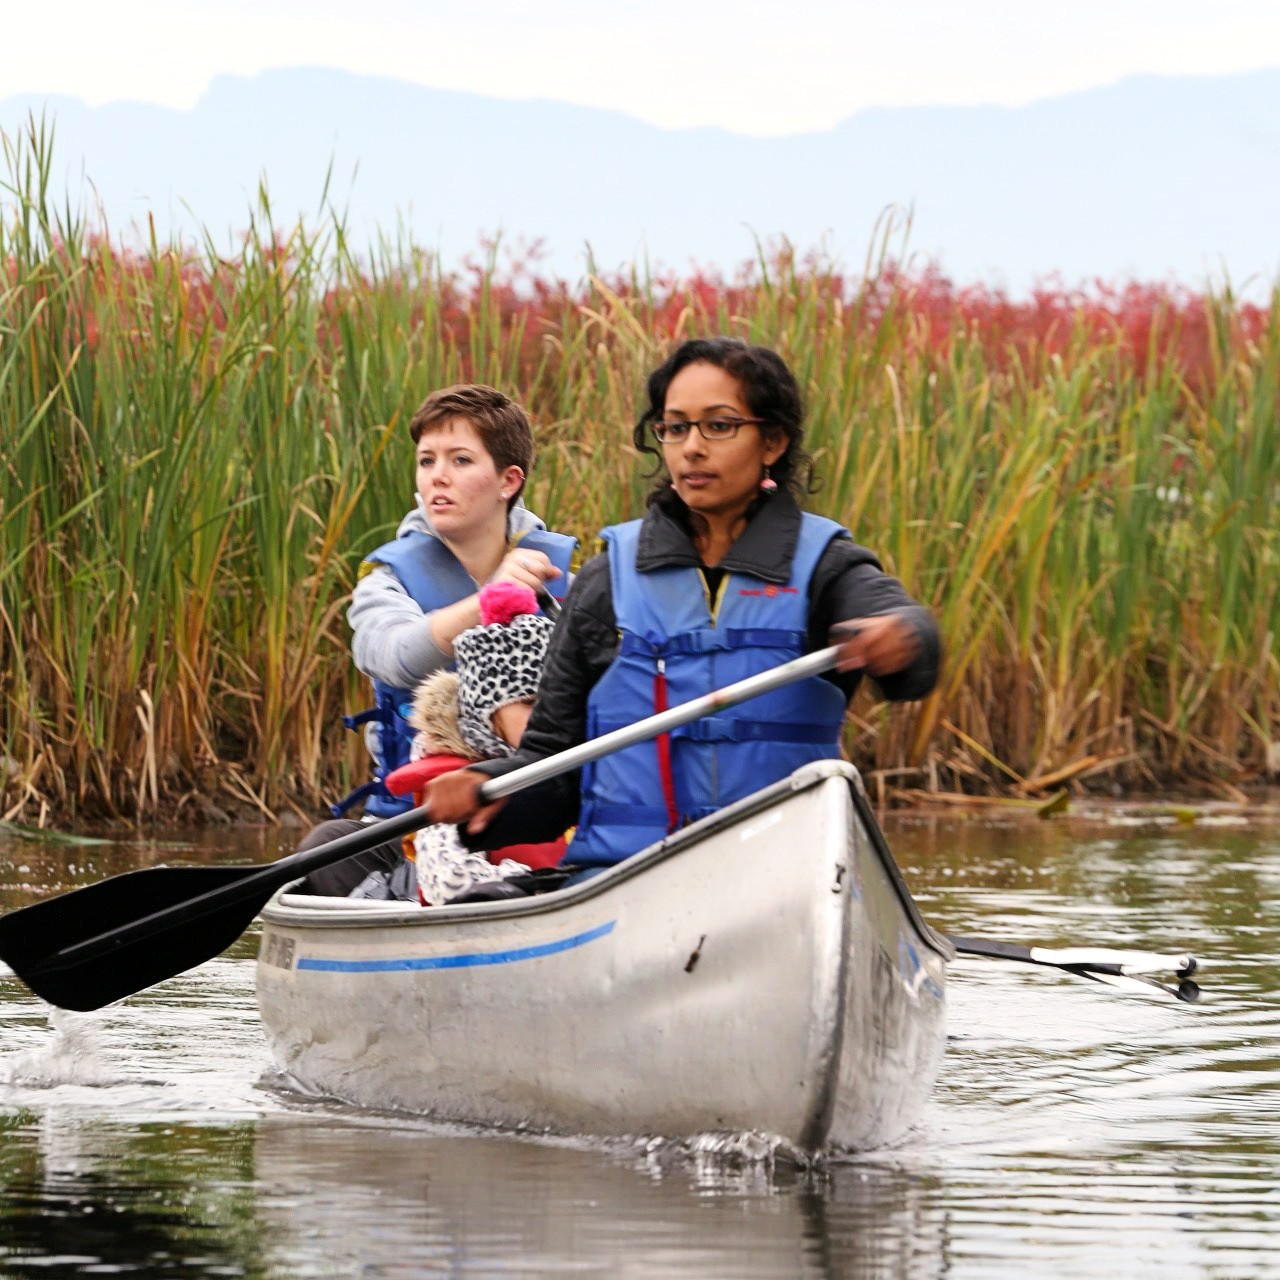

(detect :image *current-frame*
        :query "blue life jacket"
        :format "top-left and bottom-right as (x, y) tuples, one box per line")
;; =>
(568, 513), (849, 866)
(333, 527), (576, 818)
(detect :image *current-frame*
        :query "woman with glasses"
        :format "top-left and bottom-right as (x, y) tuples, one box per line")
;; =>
(424, 337), (940, 873)
(301, 384), (575, 896)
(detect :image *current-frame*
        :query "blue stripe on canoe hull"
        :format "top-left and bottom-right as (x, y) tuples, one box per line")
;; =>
(295, 919), (616, 973)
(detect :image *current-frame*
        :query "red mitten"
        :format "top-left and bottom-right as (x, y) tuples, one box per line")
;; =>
(383, 754), (475, 796)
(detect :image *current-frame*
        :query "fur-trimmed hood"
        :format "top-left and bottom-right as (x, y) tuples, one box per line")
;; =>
(408, 671), (477, 761)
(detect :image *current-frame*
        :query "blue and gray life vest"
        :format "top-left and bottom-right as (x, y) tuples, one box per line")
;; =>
(567, 513), (849, 866)
(333, 528), (576, 818)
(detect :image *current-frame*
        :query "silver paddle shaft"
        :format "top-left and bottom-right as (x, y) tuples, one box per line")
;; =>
(479, 644), (842, 802)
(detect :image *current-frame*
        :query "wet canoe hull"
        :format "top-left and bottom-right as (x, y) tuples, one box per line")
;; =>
(256, 761), (949, 1151)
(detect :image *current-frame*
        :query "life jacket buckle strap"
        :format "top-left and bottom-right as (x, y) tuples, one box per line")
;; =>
(329, 778), (387, 818)
(342, 706), (391, 731)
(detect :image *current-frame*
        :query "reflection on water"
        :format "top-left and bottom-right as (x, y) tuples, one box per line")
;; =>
(0, 1115), (261, 1276)
(247, 1118), (947, 1279)
(1, 807), (1278, 1277)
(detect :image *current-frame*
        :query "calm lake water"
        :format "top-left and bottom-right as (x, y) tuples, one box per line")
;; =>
(1, 802), (1277, 1278)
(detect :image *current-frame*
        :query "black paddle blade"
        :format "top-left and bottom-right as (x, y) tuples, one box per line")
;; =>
(0, 865), (272, 1011)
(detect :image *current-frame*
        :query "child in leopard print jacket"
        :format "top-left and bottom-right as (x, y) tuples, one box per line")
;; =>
(381, 581), (565, 904)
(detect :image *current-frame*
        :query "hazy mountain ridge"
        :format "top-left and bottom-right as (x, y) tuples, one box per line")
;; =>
(2, 66), (1277, 290)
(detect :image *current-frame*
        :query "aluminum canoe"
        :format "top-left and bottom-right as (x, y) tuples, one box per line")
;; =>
(256, 759), (950, 1152)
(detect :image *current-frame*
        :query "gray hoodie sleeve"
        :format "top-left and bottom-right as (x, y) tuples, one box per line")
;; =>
(346, 501), (569, 690)
(347, 566), (453, 688)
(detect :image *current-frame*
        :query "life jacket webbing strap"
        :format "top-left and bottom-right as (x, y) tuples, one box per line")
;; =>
(584, 803), (673, 826)
(618, 627), (806, 659)
(653, 660), (680, 834)
(593, 717), (834, 744)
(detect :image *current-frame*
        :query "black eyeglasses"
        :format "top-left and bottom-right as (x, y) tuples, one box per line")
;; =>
(651, 416), (764, 444)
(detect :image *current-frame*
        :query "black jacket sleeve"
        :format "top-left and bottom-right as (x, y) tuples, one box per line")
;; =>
(808, 538), (942, 703)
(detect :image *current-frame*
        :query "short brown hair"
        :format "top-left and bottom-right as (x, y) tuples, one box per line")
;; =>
(409, 384), (534, 507)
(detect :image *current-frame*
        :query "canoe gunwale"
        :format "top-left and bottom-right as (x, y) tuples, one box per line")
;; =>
(843, 769), (954, 962)
(261, 761), (950, 965)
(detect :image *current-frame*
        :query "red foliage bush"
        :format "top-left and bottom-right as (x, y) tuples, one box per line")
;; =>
(17, 234), (1271, 398)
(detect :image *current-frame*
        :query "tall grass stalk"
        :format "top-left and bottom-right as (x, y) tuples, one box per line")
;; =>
(2, 120), (1277, 822)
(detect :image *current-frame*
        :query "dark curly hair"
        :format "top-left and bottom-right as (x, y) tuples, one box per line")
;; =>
(632, 338), (814, 518)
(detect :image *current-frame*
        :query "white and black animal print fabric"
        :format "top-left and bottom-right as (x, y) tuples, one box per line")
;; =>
(454, 612), (554, 758)
(413, 823), (531, 905)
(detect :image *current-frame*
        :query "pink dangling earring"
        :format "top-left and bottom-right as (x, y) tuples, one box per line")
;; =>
(669, 480), (677, 490)
(759, 466), (777, 493)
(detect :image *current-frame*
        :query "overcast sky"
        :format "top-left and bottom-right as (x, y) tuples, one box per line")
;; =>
(4, 0), (1279, 136)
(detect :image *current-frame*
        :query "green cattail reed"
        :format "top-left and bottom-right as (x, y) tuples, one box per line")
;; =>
(2, 116), (1277, 822)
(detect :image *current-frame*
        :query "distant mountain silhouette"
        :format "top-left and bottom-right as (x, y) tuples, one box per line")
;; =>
(2, 66), (1278, 291)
